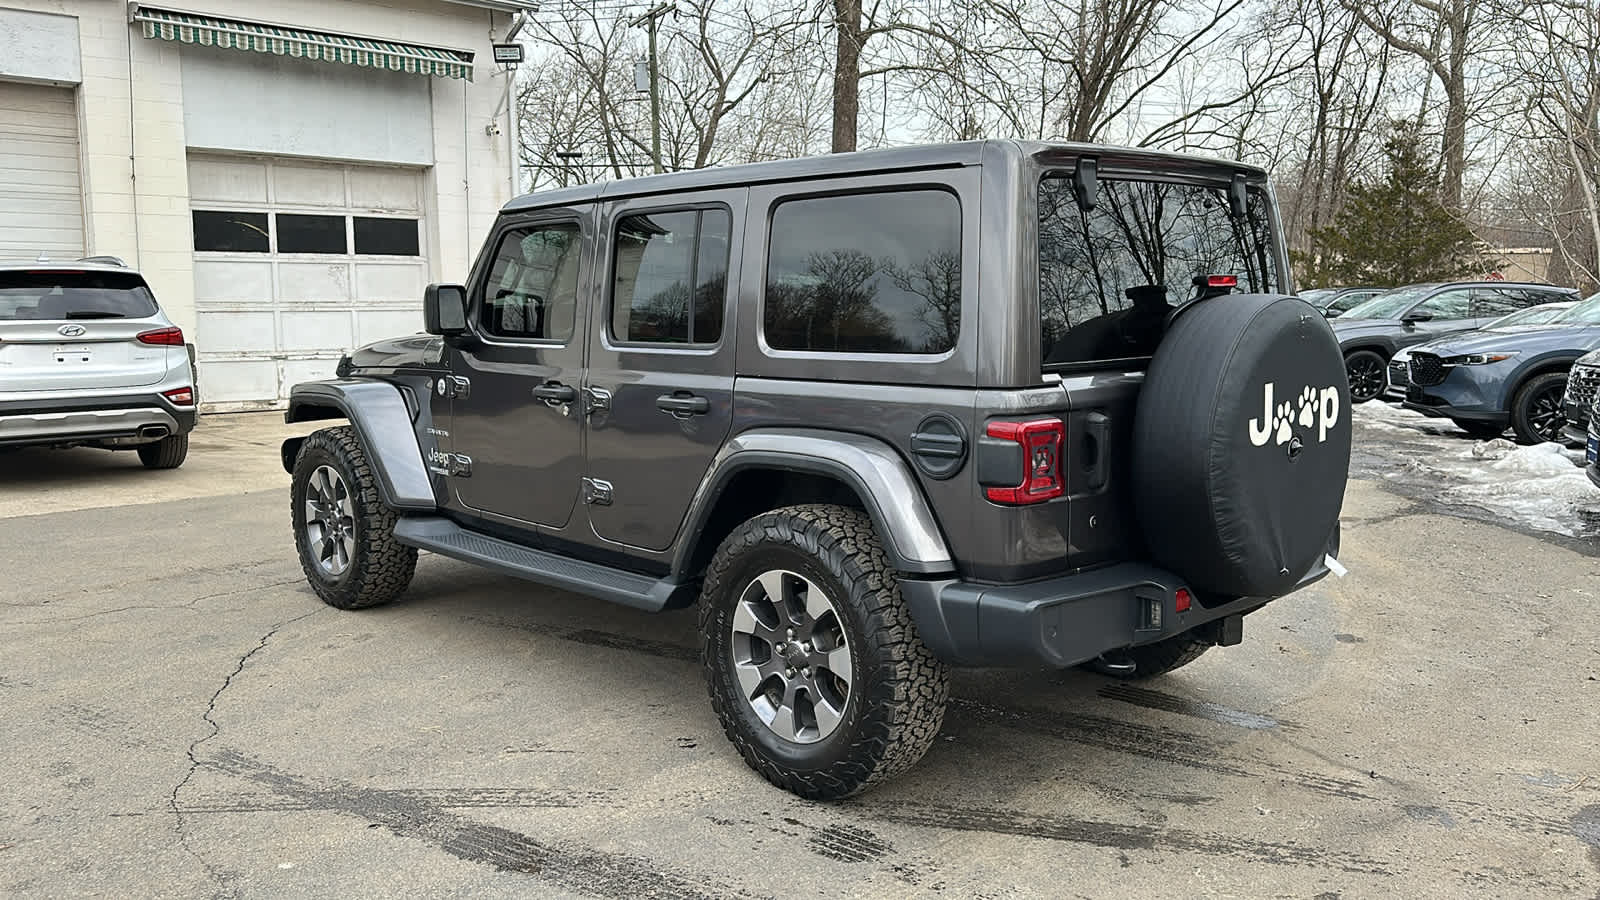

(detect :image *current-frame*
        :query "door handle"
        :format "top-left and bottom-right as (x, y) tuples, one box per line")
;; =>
(656, 393), (710, 416)
(532, 382), (577, 404)
(1084, 411), (1111, 492)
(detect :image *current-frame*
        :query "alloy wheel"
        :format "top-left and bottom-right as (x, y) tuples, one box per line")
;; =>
(729, 569), (853, 744)
(1347, 355), (1386, 402)
(304, 465), (356, 577)
(1527, 386), (1566, 443)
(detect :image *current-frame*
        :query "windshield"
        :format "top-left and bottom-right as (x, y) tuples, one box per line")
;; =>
(0, 271), (158, 320)
(1550, 293), (1600, 325)
(1038, 175), (1281, 366)
(1339, 284), (1438, 320)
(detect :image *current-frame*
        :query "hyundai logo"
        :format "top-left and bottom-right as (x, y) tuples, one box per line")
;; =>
(57, 324), (86, 337)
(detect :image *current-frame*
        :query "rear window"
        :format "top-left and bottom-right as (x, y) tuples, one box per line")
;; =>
(0, 271), (158, 320)
(1039, 176), (1281, 367)
(764, 189), (961, 355)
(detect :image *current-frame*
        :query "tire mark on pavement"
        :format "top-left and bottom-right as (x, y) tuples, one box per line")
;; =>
(206, 751), (759, 899)
(1096, 683), (1294, 731)
(163, 786), (615, 814)
(458, 614), (699, 664)
(855, 802), (1394, 875)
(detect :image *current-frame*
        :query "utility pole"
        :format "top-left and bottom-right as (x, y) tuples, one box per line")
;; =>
(630, 3), (673, 174)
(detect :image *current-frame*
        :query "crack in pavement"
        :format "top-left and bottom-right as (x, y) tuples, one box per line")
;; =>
(168, 609), (319, 899)
(5, 579), (306, 625)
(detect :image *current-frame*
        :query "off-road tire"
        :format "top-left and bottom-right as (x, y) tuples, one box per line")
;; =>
(1510, 372), (1568, 445)
(1344, 349), (1388, 404)
(1093, 634), (1212, 680)
(701, 504), (949, 800)
(137, 434), (188, 469)
(290, 426), (417, 610)
(1452, 419), (1505, 439)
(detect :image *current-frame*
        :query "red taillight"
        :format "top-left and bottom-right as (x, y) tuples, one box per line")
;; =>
(163, 387), (195, 406)
(984, 419), (1065, 504)
(137, 327), (185, 346)
(1175, 588), (1192, 613)
(1206, 275), (1239, 288)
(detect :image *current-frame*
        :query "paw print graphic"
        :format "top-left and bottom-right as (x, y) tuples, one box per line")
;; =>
(1275, 401), (1294, 445)
(1295, 386), (1318, 429)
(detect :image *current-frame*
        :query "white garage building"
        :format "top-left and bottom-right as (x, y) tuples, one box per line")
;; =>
(0, 0), (529, 408)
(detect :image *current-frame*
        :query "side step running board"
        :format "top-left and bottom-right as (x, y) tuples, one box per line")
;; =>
(393, 516), (695, 613)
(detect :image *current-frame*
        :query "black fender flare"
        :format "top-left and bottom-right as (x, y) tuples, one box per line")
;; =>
(672, 428), (957, 578)
(280, 379), (435, 511)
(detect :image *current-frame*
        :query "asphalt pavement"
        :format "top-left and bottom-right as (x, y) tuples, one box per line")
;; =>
(1, 412), (1598, 898)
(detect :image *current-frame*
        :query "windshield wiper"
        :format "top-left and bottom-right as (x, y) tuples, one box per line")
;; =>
(64, 311), (126, 319)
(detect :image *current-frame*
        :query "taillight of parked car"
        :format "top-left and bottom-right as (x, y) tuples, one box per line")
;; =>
(163, 387), (195, 406)
(137, 327), (185, 345)
(982, 419), (1065, 505)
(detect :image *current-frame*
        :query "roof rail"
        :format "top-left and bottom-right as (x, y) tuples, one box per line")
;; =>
(78, 255), (128, 267)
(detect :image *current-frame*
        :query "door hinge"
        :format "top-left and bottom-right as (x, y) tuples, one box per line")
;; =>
(584, 386), (611, 415)
(429, 450), (473, 477)
(582, 477), (613, 506)
(434, 375), (471, 400)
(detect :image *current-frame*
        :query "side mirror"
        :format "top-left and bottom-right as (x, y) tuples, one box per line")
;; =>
(424, 283), (468, 336)
(1401, 310), (1434, 324)
(1322, 308), (1340, 318)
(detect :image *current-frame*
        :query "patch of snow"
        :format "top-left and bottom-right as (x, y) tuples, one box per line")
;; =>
(1355, 399), (1430, 421)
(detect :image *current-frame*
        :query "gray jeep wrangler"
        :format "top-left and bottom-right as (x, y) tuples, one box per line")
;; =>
(281, 141), (1351, 800)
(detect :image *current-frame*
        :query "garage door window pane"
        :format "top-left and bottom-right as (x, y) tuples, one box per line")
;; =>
(277, 214), (347, 254)
(193, 211), (269, 253)
(354, 217), (420, 256)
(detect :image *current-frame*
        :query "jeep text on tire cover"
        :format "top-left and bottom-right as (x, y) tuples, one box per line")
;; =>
(279, 141), (1349, 800)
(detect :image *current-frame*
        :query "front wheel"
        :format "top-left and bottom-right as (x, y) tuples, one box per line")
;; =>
(290, 426), (417, 610)
(1510, 372), (1568, 445)
(701, 504), (949, 800)
(1344, 350), (1388, 404)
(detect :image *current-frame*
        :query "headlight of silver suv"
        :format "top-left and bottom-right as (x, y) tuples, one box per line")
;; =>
(1442, 351), (1519, 365)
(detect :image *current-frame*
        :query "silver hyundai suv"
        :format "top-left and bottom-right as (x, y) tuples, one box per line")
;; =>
(0, 258), (197, 468)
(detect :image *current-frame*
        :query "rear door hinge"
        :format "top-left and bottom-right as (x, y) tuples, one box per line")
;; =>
(582, 477), (613, 506)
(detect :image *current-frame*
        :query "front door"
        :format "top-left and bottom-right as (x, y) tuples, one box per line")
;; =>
(583, 194), (742, 551)
(447, 213), (591, 529)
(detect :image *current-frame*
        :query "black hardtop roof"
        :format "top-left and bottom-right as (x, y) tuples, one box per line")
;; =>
(501, 139), (1270, 213)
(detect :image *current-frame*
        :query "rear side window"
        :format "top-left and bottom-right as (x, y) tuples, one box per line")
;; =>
(764, 190), (961, 354)
(0, 271), (158, 320)
(479, 222), (584, 342)
(1039, 176), (1281, 367)
(611, 209), (730, 344)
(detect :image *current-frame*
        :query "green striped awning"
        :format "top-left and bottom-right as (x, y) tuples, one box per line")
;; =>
(131, 6), (474, 81)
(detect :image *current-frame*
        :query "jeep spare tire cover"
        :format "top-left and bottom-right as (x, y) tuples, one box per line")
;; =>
(1132, 294), (1350, 598)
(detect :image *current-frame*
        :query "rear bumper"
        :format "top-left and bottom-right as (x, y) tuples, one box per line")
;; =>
(0, 393), (196, 447)
(902, 535), (1338, 668)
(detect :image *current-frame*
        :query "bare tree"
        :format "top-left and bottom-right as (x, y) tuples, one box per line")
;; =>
(1341, 0), (1490, 211)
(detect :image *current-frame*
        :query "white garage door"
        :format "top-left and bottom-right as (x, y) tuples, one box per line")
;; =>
(0, 82), (84, 260)
(188, 155), (429, 408)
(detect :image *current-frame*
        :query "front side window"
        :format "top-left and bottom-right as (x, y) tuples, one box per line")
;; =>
(611, 209), (730, 344)
(1413, 289), (1472, 320)
(480, 222), (583, 341)
(764, 190), (962, 354)
(1039, 175), (1281, 366)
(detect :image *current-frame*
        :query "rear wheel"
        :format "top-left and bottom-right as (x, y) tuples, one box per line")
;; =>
(1510, 372), (1568, 445)
(137, 434), (189, 469)
(290, 426), (417, 609)
(1344, 350), (1388, 403)
(1452, 419), (1505, 439)
(701, 504), (948, 800)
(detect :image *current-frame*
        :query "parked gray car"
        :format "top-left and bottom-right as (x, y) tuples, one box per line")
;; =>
(279, 141), (1350, 799)
(1387, 292), (1600, 443)
(1332, 281), (1580, 403)
(0, 258), (196, 467)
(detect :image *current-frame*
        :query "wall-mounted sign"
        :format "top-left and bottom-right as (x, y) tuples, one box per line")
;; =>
(492, 43), (524, 65)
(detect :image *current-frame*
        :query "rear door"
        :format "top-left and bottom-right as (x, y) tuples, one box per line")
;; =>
(0, 270), (174, 393)
(582, 192), (741, 551)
